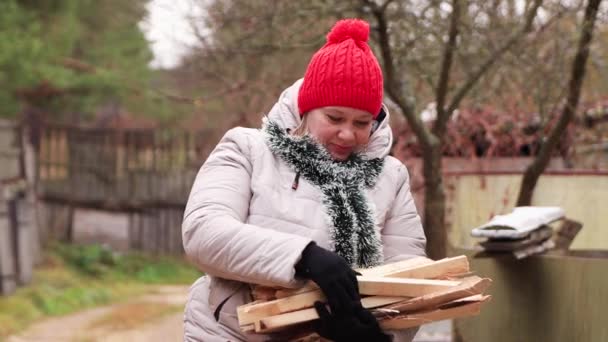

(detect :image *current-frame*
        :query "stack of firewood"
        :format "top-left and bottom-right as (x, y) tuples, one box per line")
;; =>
(470, 207), (583, 259)
(237, 256), (491, 339)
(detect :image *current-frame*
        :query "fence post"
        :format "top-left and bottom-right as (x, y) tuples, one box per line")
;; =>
(0, 181), (34, 293)
(13, 188), (34, 285)
(0, 187), (17, 295)
(21, 117), (42, 264)
(0, 120), (22, 295)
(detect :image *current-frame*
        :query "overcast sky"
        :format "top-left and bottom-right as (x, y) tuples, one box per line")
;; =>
(140, 0), (202, 69)
(140, 0), (595, 69)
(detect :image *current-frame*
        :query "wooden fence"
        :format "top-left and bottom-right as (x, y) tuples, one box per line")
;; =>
(38, 123), (214, 209)
(35, 123), (217, 254)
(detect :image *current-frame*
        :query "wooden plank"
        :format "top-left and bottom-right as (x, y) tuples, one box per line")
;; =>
(241, 276), (458, 327)
(275, 256), (436, 299)
(174, 208), (184, 254)
(125, 131), (135, 200)
(251, 285), (279, 301)
(480, 226), (553, 251)
(168, 209), (177, 254)
(379, 295), (491, 330)
(513, 239), (555, 260)
(153, 211), (161, 255)
(358, 256), (433, 277)
(239, 291), (325, 326)
(437, 294), (487, 309)
(257, 310), (316, 333)
(255, 295), (408, 333)
(357, 276), (460, 297)
(240, 289), (409, 327)
(385, 276), (492, 313)
(159, 210), (166, 253)
(382, 256), (469, 279)
(553, 219), (583, 251)
(241, 324), (255, 333)
(275, 282), (316, 298)
(164, 210), (171, 253)
(15, 198), (33, 285)
(360, 296), (410, 309)
(0, 204), (17, 295)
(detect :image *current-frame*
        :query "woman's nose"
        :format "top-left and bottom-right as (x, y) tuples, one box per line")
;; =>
(337, 127), (356, 143)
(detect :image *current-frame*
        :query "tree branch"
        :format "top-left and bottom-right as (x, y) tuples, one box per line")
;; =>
(380, 0), (396, 12)
(432, 0), (461, 137)
(445, 0), (543, 116)
(363, 0), (434, 148)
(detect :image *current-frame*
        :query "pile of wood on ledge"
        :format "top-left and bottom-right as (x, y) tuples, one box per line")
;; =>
(237, 255), (492, 340)
(470, 207), (583, 259)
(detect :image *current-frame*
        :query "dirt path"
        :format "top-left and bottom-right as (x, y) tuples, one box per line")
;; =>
(7, 285), (190, 342)
(7, 284), (450, 342)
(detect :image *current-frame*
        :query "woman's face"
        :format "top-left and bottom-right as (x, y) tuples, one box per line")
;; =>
(306, 106), (374, 160)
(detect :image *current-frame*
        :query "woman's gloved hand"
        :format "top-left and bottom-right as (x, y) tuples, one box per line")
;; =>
(314, 301), (391, 342)
(295, 243), (390, 341)
(295, 243), (360, 313)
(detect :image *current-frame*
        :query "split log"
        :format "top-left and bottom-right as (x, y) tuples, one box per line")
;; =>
(357, 277), (460, 297)
(369, 256), (469, 279)
(254, 296), (408, 333)
(380, 295), (491, 330)
(384, 276), (491, 313)
(274, 256), (464, 298)
(358, 256), (434, 277)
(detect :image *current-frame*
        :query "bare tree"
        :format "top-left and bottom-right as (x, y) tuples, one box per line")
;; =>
(516, 0), (603, 205)
(171, 0), (353, 130)
(362, 0), (543, 258)
(166, 0), (605, 259)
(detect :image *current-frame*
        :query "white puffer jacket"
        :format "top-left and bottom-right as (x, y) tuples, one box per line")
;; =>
(182, 79), (427, 341)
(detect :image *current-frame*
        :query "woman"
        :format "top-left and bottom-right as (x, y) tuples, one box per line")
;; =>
(182, 18), (427, 342)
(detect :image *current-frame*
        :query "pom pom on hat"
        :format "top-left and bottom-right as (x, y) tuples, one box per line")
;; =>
(298, 19), (384, 117)
(326, 19), (370, 44)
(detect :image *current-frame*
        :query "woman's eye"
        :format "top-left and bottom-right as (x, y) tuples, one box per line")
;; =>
(355, 121), (371, 127)
(327, 115), (341, 122)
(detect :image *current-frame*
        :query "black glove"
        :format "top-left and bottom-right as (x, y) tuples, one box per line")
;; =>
(295, 243), (360, 314)
(314, 301), (391, 342)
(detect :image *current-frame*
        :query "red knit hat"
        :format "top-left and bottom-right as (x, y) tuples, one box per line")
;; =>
(297, 19), (384, 118)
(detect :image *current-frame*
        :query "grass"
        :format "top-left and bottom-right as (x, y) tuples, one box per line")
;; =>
(0, 243), (202, 339)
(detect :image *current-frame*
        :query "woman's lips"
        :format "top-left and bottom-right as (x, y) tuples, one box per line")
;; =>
(329, 143), (354, 155)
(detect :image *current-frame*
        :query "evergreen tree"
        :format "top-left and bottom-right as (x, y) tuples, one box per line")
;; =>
(0, 0), (169, 119)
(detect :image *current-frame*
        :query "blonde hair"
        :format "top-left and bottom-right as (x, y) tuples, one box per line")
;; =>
(291, 113), (310, 137)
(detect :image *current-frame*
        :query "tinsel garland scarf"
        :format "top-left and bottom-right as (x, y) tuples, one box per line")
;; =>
(263, 119), (385, 267)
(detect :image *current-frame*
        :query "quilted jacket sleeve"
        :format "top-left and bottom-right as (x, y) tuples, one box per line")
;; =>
(381, 160), (427, 263)
(182, 128), (312, 288)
